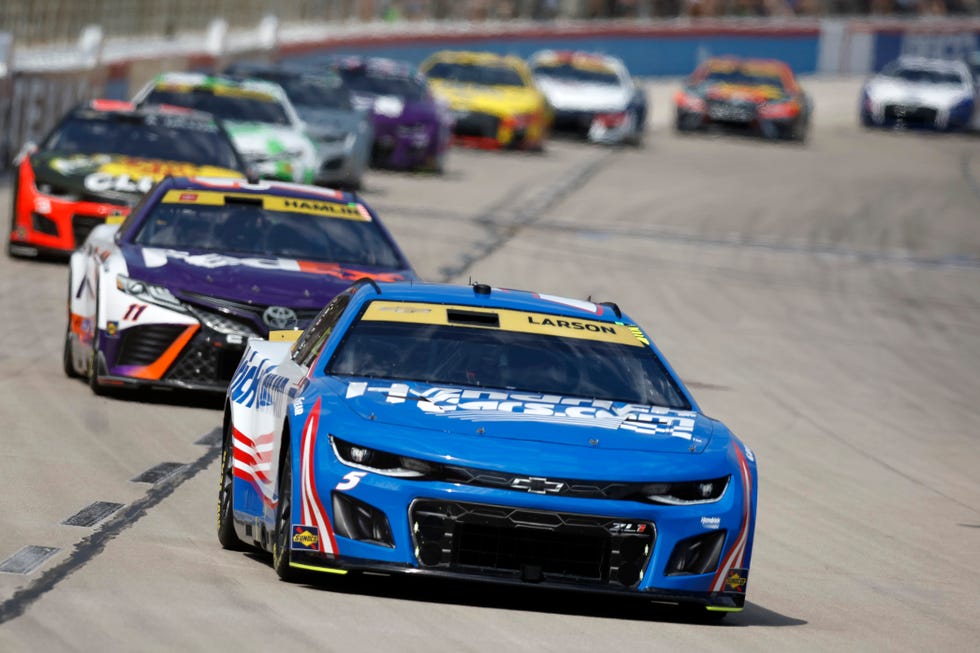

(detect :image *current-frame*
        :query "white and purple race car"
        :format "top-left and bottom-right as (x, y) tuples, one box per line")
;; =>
(65, 176), (415, 394)
(861, 56), (977, 131)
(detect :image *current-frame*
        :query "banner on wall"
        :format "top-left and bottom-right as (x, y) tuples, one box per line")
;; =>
(873, 29), (979, 72)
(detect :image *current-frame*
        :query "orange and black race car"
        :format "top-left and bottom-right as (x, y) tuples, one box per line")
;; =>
(674, 57), (811, 142)
(7, 100), (247, 259)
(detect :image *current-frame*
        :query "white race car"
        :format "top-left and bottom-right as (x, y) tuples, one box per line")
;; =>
(860, 57), (977, 132)
(134, 72), (321, 183)
(529, 50), (646, 145)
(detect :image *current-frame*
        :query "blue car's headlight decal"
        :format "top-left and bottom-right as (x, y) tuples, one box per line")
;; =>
(331, 436), (440, 478)
(641, 477), (729, 505)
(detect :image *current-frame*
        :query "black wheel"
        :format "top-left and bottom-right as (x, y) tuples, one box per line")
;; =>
(272, 445), (301, 581)
(788, 118), (808, 144)
(63, 321), (81, 379)
(7, 176), (23, 259)
(675, 112), (692, 133)
(630, 124), (645, 148)
(428, 147), (447, 175)
(63, 276), (82, 379)
(217, 418), (245, 550)
(88, 285), (108, 396)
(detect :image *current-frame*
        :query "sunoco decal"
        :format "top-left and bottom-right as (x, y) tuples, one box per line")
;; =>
(725, 568), (748, 593)
(291, 525), (320, 550)
(345, 382), (699, 440)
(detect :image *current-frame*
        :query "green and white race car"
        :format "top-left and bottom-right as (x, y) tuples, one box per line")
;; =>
(134, 72), (318, 184)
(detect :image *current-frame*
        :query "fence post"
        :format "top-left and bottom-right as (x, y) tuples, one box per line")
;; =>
(0, 31), (13, 169)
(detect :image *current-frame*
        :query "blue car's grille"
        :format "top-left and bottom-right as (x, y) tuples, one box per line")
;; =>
(442, 465), (636, 500)
(409, 500), (655, 588)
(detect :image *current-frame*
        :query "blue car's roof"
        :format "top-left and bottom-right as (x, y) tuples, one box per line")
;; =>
(351, 280), (635, 324)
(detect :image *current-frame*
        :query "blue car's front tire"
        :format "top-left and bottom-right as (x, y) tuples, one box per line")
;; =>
(273, 444), (302, 582)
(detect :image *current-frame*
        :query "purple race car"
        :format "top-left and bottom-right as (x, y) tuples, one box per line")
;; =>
(329, 56), (453, 172)
(65, 176), (416, 394)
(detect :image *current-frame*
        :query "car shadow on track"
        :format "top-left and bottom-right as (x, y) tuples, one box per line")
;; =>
(92, 387), (225, 410)
(264, 562), (806, 627)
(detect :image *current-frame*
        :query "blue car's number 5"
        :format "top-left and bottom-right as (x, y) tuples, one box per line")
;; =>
(336, 471), (367, 490)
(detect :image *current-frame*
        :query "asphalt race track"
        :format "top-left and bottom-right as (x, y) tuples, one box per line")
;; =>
(1, 78), (978, 651)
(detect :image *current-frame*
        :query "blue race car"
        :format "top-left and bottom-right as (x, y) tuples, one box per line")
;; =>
(65, 176), (415, 394)
(219, 281), (758, 618)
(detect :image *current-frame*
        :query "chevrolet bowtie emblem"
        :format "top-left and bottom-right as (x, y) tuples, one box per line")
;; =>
(511, 476), (564, 494)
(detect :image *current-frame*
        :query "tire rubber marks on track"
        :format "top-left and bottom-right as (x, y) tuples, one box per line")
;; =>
(531, 219), (980, 270)
(0, 427), (222, 623)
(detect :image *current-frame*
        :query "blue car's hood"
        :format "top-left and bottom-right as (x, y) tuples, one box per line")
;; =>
(122, 245), (411, 309)
(334, 379), (712, 455)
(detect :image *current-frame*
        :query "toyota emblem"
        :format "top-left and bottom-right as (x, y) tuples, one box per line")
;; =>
(262, 305), (298, 330)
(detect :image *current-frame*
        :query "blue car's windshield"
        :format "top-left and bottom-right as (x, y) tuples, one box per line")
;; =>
(328, 306), (690, 409)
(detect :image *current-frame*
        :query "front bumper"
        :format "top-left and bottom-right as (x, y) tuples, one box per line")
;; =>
(266, 449), (752, 609)
(84, 293), (301, 392)
(863, 101), (973, 131)
(288, 549), (744, 610)
(677, 105), (799, 139)
(313, 138), (365, 187)
(552, 108), (634, 144)
(451, 110), (546, 150)
(9, 183), (126, 257)
(371, 120), (444, 169)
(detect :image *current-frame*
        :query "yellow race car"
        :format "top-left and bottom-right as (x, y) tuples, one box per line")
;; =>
(421, 50), (551, 150)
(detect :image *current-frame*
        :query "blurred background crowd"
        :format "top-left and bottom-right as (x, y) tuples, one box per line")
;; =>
(2, 0), (978, 47)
